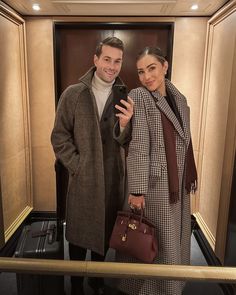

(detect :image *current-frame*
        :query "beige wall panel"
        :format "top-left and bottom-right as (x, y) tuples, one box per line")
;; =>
(32, 146), (56, 210)
(0, 181), (4, 248)
(0, 14), (28, 225)
(0, 4), (32, 243)
(198, 11), (236, 250)
(1, 152), (28, 228)
(216, 31), (236, 262)
(171, 17), (208, 212)
(172, 17), (208, 150)
(25, 18), (56, 211)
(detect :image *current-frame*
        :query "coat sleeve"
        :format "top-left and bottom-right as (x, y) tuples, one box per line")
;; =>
(51, 86), (80, 175)
(113, 120), (132, 147)
(127, 88), (150, 195)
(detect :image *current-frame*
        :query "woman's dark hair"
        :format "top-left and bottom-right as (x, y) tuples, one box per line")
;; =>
(136, 46), (166, 65)
(95, 37), (124, 57)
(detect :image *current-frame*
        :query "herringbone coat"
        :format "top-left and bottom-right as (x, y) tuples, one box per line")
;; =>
(51, 67), (131, 255)
(118, 80), (192, 295)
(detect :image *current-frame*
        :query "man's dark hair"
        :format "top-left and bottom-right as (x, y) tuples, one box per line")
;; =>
(136, 46), (166, 65)
(95, 37), (124, 57)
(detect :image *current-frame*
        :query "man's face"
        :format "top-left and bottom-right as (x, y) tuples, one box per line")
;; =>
(94, 45), (123, 83)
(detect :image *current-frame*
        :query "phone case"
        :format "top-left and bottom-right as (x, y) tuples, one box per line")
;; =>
(113, 85), (128, 114)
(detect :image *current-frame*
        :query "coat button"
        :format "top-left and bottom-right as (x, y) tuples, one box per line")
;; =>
(102, 139), (106, 144)
(103, 117), (108, 121)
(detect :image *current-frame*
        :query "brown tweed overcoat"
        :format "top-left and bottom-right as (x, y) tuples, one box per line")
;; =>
(51, 67), (131, 255)
(118, 79), (193, 295)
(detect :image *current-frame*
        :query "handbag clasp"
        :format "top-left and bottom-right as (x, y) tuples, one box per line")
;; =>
(128, 223), (137, 230)
(121, 234), (127, 241)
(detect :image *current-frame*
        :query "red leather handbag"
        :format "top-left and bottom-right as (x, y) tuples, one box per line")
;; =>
(109, 210), (158, 263)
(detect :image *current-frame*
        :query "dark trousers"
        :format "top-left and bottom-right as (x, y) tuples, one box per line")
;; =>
(69, 243), (107, 291)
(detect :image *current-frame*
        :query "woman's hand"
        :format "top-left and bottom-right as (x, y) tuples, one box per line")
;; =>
(128, 194), (145, 210)
(115, 96), (134, 128)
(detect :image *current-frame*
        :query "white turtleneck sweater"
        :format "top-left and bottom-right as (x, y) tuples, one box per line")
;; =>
(92, 72), (114, 119)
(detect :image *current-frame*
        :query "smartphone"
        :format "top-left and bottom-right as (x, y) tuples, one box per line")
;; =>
(113, 84), (128, 114)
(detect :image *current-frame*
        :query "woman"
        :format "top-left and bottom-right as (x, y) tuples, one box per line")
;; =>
(117, 47), (197, 295)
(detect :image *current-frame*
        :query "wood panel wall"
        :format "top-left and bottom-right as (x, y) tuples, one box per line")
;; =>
(171, 17), (208, 213)
(25, 18), (56, 211)
(196, 0), (236, 263)
(0, 3), (32, 245)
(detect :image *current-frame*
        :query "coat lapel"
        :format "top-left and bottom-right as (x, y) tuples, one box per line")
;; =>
(79, 66), (100, 121)
(150, 80), (190, 144)
(101, 90), (113, 120)
(152, 91), (185, 140)
(165, 79), (191, 144)
(174, 93), (190, 144)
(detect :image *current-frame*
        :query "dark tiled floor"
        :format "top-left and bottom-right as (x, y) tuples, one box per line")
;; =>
(0, 232), (225, 295)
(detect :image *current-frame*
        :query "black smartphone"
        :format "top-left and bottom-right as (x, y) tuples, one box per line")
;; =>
(113, 84), (128, 114)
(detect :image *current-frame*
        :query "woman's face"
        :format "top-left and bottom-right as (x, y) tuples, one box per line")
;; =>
(137, 54), (168, 94)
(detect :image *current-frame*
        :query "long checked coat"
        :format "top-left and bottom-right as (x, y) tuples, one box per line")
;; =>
(51, 67), (131, 255)
(118, 79), (192, 295)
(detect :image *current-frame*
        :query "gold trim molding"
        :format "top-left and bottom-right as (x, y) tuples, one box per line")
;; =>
(52, 0), (177, 3)
(194, 212), (216, 250)
(5, 206), (33, 242)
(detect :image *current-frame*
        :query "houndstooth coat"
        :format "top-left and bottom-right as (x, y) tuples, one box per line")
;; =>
(117, 79), (192, 295)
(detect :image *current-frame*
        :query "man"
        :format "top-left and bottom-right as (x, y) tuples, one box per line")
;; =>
(51, 37), (133, 295)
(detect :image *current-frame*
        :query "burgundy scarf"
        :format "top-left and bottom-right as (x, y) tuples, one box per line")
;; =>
(161, 112), (198, 203)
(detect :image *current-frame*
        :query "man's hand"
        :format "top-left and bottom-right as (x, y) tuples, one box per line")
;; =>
(115, 96), (134, 128)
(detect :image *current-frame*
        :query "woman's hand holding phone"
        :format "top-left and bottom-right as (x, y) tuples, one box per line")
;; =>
(115, 96), (134, 128)
(113, 84), (134, 128)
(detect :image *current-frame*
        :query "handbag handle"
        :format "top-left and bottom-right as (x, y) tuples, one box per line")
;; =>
(129, 208), (156, 228)
(130, 208), (144, 224)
